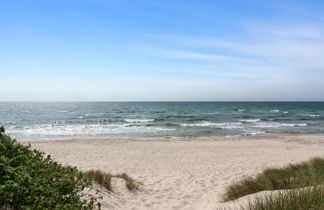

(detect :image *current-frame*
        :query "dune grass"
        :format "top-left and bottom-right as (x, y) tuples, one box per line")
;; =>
(221, 157), (324, 210)
(85, 170), (139, 192)
(223, 157), (324, 201)
(85, 170), (113, 191)
(115, 173), (139, 191)
(245, 186), (324, 210)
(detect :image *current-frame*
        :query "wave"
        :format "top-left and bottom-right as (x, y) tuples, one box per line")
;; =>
(204, 112), (220, 115)
(65, 118), (115, 124)
(146, 123), (180, 128)
(57, 110), (69, 113)
(6, 123), (173, 138)
(180, 120), (307, 130)
(270, 110), (280, 113)
(180, 122), (242, 129)
(239, 119), (261, 123)
(19, 110), (32, 114)
(165, 115), (197, 119)
(124, 119), (155, 123)
(186, 118), (207, 122)
(310, 114), (320, 118)
(243, 130), (266, 136)
(84, 113), (106, 117)
(253, 122), (307, 128)
(262, 117), (322, 122)
(262, 118), (296, 122)
(0, 121), (16, 125)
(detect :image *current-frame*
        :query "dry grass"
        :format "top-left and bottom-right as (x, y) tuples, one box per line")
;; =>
(85, 170), (112, 191)
(85, 170), (139, 192)
(223, 157), (324, 201)
(221, 157), (324, 210)
(115, 173), (139, 191)
(246, 186), (324, 210)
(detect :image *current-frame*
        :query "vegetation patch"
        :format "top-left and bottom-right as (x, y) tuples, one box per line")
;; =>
(85, 170), (112, 191)
(0, 127), (99, 209)
(115, 173), (139, 191)
(245, 186), (324, 210)
(224, 157), (324, 201)
(0, 127), (139, 210)
(85, 170), (139, 191)
(221, 157), (324, 210)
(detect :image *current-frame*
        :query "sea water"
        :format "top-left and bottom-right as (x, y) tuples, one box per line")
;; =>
(0, 102), (323, 139)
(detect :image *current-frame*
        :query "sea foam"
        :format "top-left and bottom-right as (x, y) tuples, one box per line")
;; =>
(180, 122), (242, 129)
(6, 124), (173, 139)
(124, 119), (155, 123)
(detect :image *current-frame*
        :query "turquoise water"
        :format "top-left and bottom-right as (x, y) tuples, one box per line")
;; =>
(0, 102), (324, 139)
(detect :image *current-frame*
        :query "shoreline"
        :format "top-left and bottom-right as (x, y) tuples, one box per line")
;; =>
(18, 132), (324, 144)
(23, 134), (324, 209)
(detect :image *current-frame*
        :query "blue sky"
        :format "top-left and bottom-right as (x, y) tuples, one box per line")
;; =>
(1, 0), (324, 101)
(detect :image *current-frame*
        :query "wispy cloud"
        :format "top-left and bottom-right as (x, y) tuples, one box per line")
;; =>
(137, 21), (324, 77)
(155, 50), (254, 63)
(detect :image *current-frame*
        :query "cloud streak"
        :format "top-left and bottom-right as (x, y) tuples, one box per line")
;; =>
(138, 21), (324, 77)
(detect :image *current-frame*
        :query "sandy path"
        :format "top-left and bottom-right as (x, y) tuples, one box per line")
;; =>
(21, 135), (324, 210)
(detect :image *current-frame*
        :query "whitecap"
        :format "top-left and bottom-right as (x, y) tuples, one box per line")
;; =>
(253, 122), (307, 128)
(239, 119), (261, 123)
(6, 123), (173, 138)
(243, 130), (266, 136)
(270, 110), (280, 113)
(124, 119), (155, 123)
(180, 122), (242, 129)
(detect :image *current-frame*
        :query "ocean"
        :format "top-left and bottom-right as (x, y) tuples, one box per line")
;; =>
(0, 102), (323, 140)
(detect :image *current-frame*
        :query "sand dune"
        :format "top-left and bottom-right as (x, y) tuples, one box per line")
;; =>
(21, 134), (324, 210)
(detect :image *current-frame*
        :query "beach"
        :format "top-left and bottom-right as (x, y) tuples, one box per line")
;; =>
(21, 134), (324, 210)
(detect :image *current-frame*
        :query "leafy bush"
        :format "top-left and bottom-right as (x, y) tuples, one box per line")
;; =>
(0, 127), (99, 209)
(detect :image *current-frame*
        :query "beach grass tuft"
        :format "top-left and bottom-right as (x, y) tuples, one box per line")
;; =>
(220, 157), (324, 210)
(245, 186), (324, 210)
(85, 170), (139, 192)
(85, 170), (112, 191)
(116, 173), (139, 191)
(223, 157), (324, 201)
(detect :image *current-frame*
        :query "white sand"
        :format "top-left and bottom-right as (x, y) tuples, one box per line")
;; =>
(22, 134), (324, 210)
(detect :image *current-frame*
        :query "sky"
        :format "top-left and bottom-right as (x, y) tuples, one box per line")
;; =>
(1, 0), (324, 101)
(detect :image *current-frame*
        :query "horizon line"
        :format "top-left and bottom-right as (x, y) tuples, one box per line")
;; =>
(1, 101), (324, 103)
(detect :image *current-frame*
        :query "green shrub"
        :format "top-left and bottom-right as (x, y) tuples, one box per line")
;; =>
(0, 127), (99, 209)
